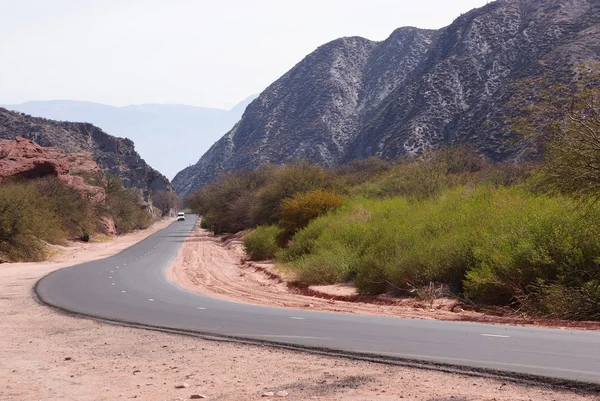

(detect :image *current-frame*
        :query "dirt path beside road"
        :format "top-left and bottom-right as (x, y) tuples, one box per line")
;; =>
(167, 225), (600, 331)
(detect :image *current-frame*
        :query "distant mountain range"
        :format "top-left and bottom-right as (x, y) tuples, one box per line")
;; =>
(3, 95), (257, 179)
(172, 0), (600, 197)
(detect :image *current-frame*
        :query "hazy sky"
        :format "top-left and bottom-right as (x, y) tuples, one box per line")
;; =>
(1, 0), (492, 109)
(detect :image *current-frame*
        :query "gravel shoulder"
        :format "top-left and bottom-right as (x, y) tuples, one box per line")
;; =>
(1, 220), (597, 400)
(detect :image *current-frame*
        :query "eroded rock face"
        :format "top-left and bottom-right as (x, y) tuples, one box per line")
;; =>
(0, 108), (171, 197)
(173, 0), (600, 197)
(0, 137), (116, 235)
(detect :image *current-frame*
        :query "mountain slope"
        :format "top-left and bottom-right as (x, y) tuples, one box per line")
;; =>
(0, 108), (170, 196)
(3, 96), (257, 179)
(173, 0), (600, 197)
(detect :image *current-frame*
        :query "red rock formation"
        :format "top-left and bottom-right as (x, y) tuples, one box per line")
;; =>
(0, 137), (116, 235)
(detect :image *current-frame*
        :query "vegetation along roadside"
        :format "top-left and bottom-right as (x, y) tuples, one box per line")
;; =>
(186, 63), (600, 322)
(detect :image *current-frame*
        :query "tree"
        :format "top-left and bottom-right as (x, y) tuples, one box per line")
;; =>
(512, 62), (600, 202)
(152, 190), (179, 217)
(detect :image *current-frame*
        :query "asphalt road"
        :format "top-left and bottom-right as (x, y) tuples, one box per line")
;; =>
(36, 217), (600, 386)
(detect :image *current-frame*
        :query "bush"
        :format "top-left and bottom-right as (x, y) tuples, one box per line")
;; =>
(286, 242), (358, 285)
(360, 157), (452, 200)
(334, 157), (392, 186)
(200, 216), (211, 229)
(0, 174), (154, 262)
(243, 225), (281, 261)
(34, 176), (96, 240)
(281, 190), (483, 293)
(280, 186), (600, 310)
(278, 200), (373, 286)
(0, 181), (63, 262)
(104, 176), (152, 233)
(464, 191), (600, 308)
(152, 190), (180, 217)
(187, 169), (270, 234)
(530, 282), (600, 321)
(250, 161), (335, 226)
(278, 190), (344, 245)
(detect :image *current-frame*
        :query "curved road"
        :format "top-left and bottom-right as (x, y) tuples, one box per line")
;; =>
(36, 217), (600, 386)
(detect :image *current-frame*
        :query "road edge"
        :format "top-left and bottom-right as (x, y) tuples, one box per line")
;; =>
(32, 278), (600, 396)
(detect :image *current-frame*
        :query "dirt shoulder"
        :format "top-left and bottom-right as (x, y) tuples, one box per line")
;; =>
(167, 225), (600, 331)
(0, 220), (596, 401)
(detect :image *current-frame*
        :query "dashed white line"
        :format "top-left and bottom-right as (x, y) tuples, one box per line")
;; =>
(290, 317), (306, 320)
(481, 334), (510, 338)
(196, 307), (206, 310)
(110, 270), (114, 273)
(109, 276), (112, 279)
(111, 283), (115, 286)
(121, 290), (126, 293)
(148, 298), (155, 302)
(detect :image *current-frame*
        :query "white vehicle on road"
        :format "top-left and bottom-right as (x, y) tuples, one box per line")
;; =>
(177, 212), (185, 221)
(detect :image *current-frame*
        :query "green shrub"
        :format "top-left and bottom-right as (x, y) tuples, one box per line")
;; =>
(279, 199), (375, 287)
(278, 190), (344, 245)
(250, 161), (335, 226)
(200, 216), (211, 229)
(0, 181), (63, 262)
(280, 190), (484, 293)
(187, 169), (270, 234)
(280, 186), (600, 309)
(104, 176), (151, 233)
(359, 155), (458, 200)
(0, 174), (155, 262)
(34, 177), (96, 240)
(243, 225), (281, 261)
(530, 282), (600, 321)
(285, 242), (358, 285)
(334, 157), (392, 186)
(464, 191), (600, 307)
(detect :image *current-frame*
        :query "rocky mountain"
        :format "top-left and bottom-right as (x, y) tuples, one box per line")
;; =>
(0, 137), (116, 234)
(3, 95), (258, 179)
(0, 107), (170, 196)
(173, 0), (600, 197)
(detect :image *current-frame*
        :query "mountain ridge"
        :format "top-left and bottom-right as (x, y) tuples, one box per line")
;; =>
(3, 95), (258, 179)
(0, 107), (170, 196)
(172, 0), (600, 197)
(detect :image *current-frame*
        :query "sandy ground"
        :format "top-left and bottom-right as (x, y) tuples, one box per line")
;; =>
(0, 221), (597, 400)
(167, 226), (600, 331)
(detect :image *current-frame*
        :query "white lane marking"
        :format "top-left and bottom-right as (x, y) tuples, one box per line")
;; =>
(111, 283), (115, 286)
(121, 290), (126, 293)
(109, 276), (112, 279)
(290, 317), (306, 320)
(110, 270), (114, 273)
(481, 334), (510, 338)
(196, 307), (206, 310)
(148, 298), (155, 302)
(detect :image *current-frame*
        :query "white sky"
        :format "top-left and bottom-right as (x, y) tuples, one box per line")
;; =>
(1, 0), (492, 109)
